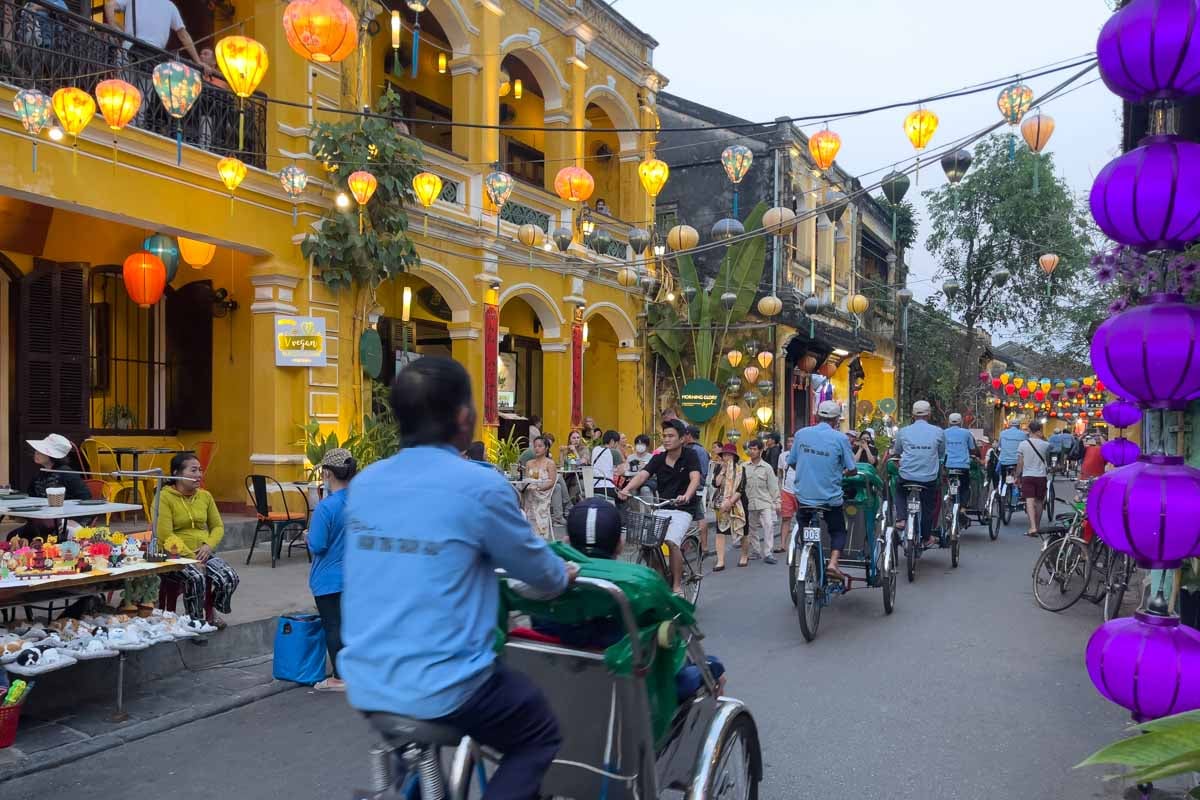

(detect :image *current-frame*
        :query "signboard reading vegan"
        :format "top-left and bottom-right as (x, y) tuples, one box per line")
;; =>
(275, 316), (327, 367)
(679, 378), (721, 423)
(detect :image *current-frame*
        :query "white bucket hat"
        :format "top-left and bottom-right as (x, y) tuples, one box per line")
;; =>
(27, 434), (72, 460)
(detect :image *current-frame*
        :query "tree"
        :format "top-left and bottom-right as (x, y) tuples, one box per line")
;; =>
(924, 134), (1093, 404)
(874, 197), (918, 254)
(901, 304), (988, 422)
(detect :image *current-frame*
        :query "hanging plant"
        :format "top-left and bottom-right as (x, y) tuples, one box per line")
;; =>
(302, 89), (424, 289)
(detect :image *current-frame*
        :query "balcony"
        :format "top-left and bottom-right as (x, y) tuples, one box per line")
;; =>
(0, 0), (267, 167)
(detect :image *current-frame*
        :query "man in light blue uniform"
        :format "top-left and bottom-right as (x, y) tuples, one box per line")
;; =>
(787, 400), (856, 577)
(943, 412), (980, 513)
(341, 357), (575, 799)
(1047, 428), (1074, 472)
(892, 400), (946, 549)
(996, 417), (1028, 487)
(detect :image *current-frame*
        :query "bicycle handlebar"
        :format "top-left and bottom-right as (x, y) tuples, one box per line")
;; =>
(624, 495), (685, 512)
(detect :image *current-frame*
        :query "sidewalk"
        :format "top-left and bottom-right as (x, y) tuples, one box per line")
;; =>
(0, 546), (317, 779)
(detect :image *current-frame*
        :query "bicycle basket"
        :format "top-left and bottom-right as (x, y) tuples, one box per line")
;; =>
(622, 509), (670, 548)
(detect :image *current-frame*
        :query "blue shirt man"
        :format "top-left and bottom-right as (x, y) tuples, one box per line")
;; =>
(893, 415), (946, 482)
(1047, 431), (1074, 455)
(787, 411), (856, 507)
(943, 415), (978, 470)
(998, 421), (1028, 466)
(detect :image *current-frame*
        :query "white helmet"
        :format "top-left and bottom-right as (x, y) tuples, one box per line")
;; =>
(817, 400), (842, 419)
(948, 413), (963, 425)
(912, 400), (932, 416)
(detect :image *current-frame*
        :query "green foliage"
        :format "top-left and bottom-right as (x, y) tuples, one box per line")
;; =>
(873, 197), (919, 254)
(648, 202), (769, 388)
(1078, 709), (1200, 788)
(902, 305), (976, 419)
(298, 382), (400, 477)
(102, 404), (137, 429)
(301, 89), (424, 290)
(122, 575), (160, 606)
(487, 428), (526, 472)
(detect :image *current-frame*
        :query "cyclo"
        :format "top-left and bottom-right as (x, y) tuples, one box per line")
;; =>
(886, 459), (952, 582)
(788, 463), (898, 642)
(937, 456), (989, 566)
(355, 546), (762, 799)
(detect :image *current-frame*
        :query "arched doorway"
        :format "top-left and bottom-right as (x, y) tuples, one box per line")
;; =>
(582, 314), (618, 431)
(376, 272), (461, 386)
(584, 102), (621, 220)
(498, 52), (549, 188)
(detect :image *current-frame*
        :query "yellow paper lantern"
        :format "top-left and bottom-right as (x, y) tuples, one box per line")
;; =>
(757, 351), (773, 370)
(808, 127), (841, 171)
(411, 171), (442, 230)
(848, 293), (870, 315)
(1040, 379), (1051, 392)
(1083, 376), (1095, 387)
(667, 224), (699, 251)
(1000, 372), (1011, 385)
(347, 170), (377, 206)
(726, 350), (744, 368)
(725, 404), (743, 423)
(1021, 111), (1055, 153)
(1013, 377), (1025, 389)
(178, 237), (216, 268)
(757, 295), (783, 317)
(617, 267), (639, 287)
(215, 36), (269, 98)
(94, 79), (141, 131)
(743, 365), (760, 384)
(217, 156), (246, 191)
(637, 156), (669, 198)
(517, 224), (541, 248)
(51, 87), (95, 138)
(903, 108), (938, 151)
(756, 405), (773, 426)
(741, 416), (758, 435)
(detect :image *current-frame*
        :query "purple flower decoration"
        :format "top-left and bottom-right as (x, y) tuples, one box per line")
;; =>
(1096, 263), (1117, 284)
(1109, 297), (1130, 315)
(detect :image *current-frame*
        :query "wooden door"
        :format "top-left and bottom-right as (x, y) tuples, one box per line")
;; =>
(165, 280), (213, 430)
(14, 260), (89, 489)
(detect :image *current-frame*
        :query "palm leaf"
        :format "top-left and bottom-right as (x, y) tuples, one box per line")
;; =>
(724, 202), (769, 321)
(675, 253), (703, 326)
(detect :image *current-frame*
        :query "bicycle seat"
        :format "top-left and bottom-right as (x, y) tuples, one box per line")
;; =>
(946, 468), (970, 476)
(902, 483), (927, 492)
(366, 713), (465, 747)
(798, 504), (830, 512)
(1037, 526), (1069, 537)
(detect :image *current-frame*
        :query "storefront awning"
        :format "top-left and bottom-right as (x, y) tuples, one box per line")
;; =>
(782, 317), (876, 365)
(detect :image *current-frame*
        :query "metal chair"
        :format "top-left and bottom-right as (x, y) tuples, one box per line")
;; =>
(245, 475), (311, 568)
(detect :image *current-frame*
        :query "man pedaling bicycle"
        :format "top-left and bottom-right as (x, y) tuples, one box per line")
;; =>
(891, 400), (946, 550)
(943, 412), (981, 521)
(787, 400), (857, 580)
(995, 417), (1028, 489)
(618, 418), (702, 597)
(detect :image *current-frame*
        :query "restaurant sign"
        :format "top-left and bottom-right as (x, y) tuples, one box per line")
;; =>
(679, 378), (721, 423)
(275, 315), (327, 367)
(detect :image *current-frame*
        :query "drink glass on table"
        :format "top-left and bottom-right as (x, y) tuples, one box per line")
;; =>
(45, 487), (66, 507)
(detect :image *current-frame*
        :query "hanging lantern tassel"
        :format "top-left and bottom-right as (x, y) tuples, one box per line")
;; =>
(238, 98), (245, 151)
(411, 14), (420, 79)
(175, 122), (184, 165)
(732, 187), (739, 220)
(292, 203), (298, 227)
(1033, 157), (1040, 194)
(31, 138), (38, 173)
(358, 207), (364, 235)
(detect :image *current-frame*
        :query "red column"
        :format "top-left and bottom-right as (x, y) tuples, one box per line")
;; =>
(483, 302), (499, 427)
(571, 319), (583, 429)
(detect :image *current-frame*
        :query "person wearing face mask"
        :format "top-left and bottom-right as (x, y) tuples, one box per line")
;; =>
(306, 448), (356, 691)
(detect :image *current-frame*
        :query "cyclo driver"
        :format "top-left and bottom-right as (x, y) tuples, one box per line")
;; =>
(944, 412), (980, 519)
(995, 417), (1027, 489)
(786, 401), (856, 579)
(618, 418), (702, 597)
(340, 358), (578, 799)
(891, 400), (946, 550)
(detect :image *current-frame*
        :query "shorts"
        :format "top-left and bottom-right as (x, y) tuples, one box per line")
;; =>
(796, 505), (848, 552)
(654, 509), (693, 546)
(781, 491), (797, 518)
(1021, 476), (1047, 501)
(686, 498), (705, 521)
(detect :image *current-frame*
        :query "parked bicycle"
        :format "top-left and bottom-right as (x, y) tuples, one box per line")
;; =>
(622, 496), (704, 606)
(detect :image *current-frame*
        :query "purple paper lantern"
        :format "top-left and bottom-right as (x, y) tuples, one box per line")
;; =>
(1086, 610), (1200, 721)
(1088, 455), (1200, 568)
(1096, 0), (1200, 103)
(1091, 294), (1200, 410)
(1090, 137), (1200, 250)
(1102, 399), (1141, 428)
(1101, 437), (1141, 466)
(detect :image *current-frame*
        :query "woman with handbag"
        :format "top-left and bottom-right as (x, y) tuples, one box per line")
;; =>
(711, 444), (746, 571)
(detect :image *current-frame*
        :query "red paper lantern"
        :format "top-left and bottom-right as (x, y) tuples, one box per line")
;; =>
(1019, 387), (1031, 399)
(979, 371), (991, 383)
(1095, 379), (1106, 393)
(1005, 384), (1016, 395)
(1034, 389), (1046, 401)
(992, 378), (1002, 390)
(122, 252), (167, 307)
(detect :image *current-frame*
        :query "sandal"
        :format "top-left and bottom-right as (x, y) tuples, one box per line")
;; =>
(713, 564), (726, 572)
(737, 559), (748, 568)
(772, 548), (785, 554)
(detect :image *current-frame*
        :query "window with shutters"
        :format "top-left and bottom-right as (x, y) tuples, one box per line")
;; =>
(87, 272), (214, 433)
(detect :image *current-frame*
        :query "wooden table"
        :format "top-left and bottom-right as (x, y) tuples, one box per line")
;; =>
(0, 559), (196, 603)
(0, 498), (143, 521)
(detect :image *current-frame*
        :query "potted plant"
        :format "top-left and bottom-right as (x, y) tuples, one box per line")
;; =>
(103, 405), (137, 430)
(488, 429), (526, 478)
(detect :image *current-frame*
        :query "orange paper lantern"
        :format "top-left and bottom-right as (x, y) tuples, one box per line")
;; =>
(94, 79), (141, 130)
(347, 170), (377, 206)
(177, 237), (216, 268)
(1039, 253), (1060, 275)
(553, 166), (595, 203)
(808, 128), (841, 171)
(1021, 111), (1055, 153)
(743, 365), (760, 384)
(282, 0), (358, 64)
(725, 404), (743, 423)
(122, 252), (167, 308)
(818, 363), (836, 378)
(800, 355), (818, 373)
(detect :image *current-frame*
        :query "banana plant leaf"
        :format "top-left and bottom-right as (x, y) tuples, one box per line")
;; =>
(716, 202), (768, 322)
(676, 253), (703, 327)
(1077, 710), (1200, 786)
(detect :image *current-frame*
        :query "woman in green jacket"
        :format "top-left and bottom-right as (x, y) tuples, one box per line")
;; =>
(157, 453), (239, 626)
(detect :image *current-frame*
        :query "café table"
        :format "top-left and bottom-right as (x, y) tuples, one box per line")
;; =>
(0, 498), (143, 521)
(109, 447), (194, 474)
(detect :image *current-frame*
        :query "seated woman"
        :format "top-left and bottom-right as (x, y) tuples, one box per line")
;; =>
(26, 434), (89, 501)
(156, 453), (239, 627)
(532, 498), (725, 699)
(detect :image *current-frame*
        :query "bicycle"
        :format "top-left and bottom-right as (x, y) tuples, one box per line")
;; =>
(939, 468), (970, 569)
(990, 465), (1022, 531)
(621, 496), (704, 606)
(900, 482), (929, 583)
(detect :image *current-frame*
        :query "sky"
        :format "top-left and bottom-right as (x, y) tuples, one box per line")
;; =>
(618, 0), (1122, 303)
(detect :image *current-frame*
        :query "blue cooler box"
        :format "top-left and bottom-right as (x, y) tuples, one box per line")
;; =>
(273, 614), (327, 685)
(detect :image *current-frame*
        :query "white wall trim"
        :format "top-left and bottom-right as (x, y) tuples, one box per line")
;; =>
(249, 453), (306, 465)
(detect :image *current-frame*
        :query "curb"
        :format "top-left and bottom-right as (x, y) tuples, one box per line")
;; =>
(0, 676), (301, 783)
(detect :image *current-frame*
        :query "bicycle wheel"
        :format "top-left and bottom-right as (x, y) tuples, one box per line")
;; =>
(1032, 537), (1090, 612)
(905, 512), (917, 583)
(636, 545), (668, 583)
(680, 534), (703, 608)
(1044, 480), (1057, 525)
(1103, 552), (1133, 621)
(987, 491), (1000, 540)
(880, 535), (897, 615)
(950, 506), (960, 568)
(797, 548), (821, 642)
(1000, 486), (1014, 526)
(788, 537), (800, 606)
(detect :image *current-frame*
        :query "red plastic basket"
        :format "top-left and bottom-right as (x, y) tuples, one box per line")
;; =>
(0, 701), (26, 749)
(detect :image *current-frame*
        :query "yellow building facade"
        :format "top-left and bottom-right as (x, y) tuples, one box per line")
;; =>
(0, 0), (665, 502)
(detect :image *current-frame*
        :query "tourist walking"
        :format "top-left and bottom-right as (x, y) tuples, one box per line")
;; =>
(711, 444), (745, 570)
(743, 438), (781, 564)
(522, 436), (558, 539)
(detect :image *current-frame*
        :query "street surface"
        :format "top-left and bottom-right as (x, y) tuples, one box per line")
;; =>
(3, 499), (1140, 799)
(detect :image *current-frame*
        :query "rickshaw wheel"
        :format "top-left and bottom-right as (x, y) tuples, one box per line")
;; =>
(797, 553), (821, 642)
(704, 713), (761, 799)
(881, 538), (897, 615)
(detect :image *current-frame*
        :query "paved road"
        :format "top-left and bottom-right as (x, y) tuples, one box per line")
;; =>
(4, 498), (1147, 800)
